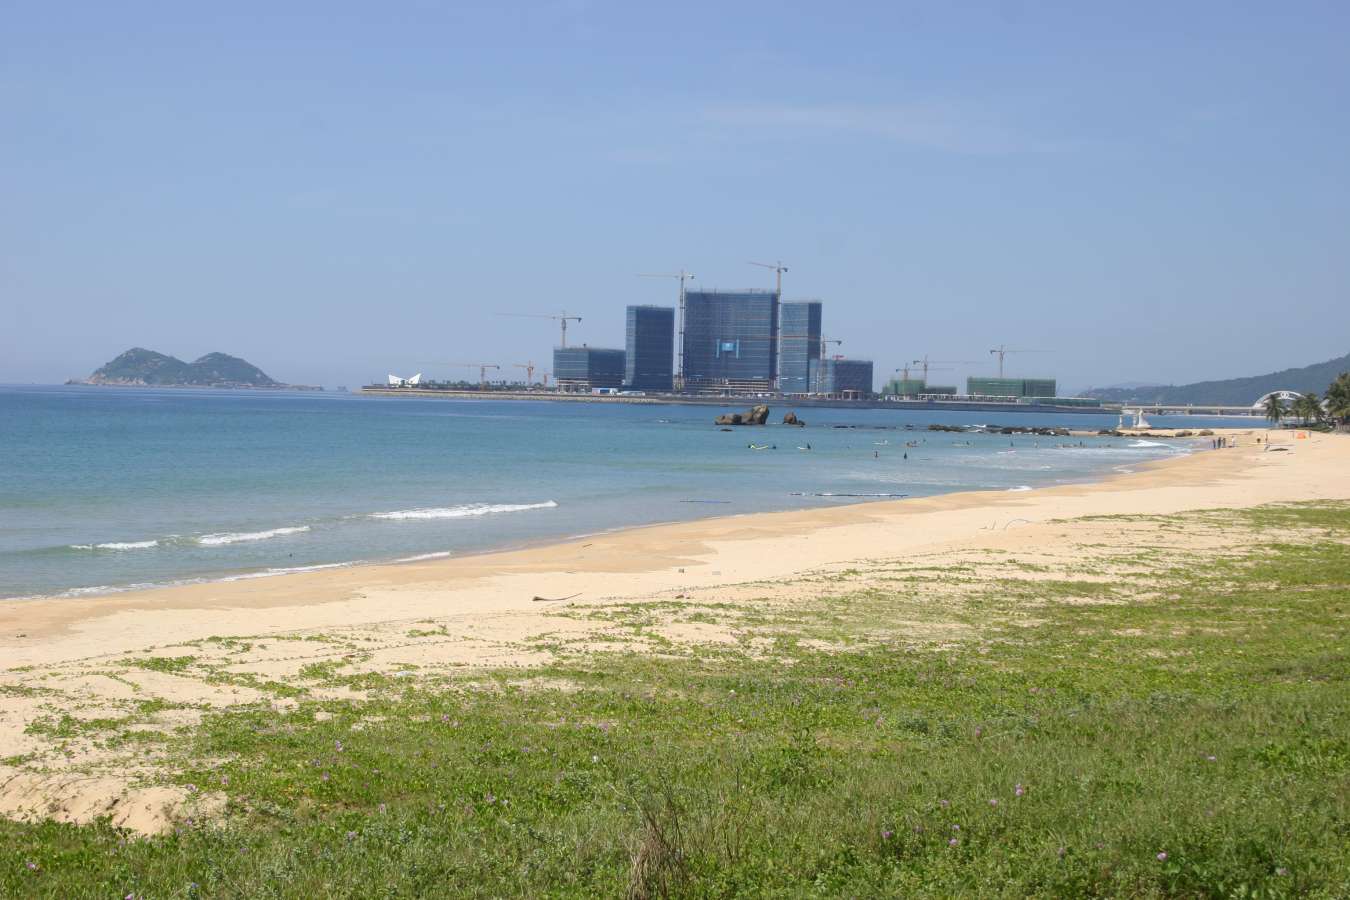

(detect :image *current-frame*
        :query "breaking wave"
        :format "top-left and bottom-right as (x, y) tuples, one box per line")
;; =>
(197, 526), (310, 546)
(396, 551), (453, 563)
(371, 501), (558, 521)
(71, 540), (160, 551)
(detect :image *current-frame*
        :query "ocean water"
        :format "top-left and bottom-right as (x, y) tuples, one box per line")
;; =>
(0, 385), (1243, 600)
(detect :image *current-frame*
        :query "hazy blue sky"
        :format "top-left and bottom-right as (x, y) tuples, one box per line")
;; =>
(3, 1), (1347, 391)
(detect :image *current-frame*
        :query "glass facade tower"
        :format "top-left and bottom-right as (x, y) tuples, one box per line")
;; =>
(809, 358), (875, 396)
(624, 305), (674, 391)
(779, 301), (822, 394)
(681, 290), (779, 392)
(553, 347), (626, 392)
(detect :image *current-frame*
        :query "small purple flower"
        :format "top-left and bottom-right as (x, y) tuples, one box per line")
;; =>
(378, 803), (387, 813)
(1014, 783), (1025, 797)
(335, 740), (343, 752)
(220, 775), (229, 786)
(913, 824), (924, 834)
(440, 714), (449, 722)
(1157, 852), (1168, 862)
(1276, 867), (1288, 876)
(948, 838), (959, 847)
(321, 772), (330, 782)
(989, 798), (998, 807)
(951, 824), (960, 831)
(345, 831), (356, 841)
(26, 861), (38, 871)
(185, 783), (196, 793)
(1057, 846), (1066, 859)
(974, 727), (982, 738)
(881, 829), (893, 840)
(939, 799), (950, 808)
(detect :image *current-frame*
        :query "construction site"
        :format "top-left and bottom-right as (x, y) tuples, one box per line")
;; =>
(362, 263), (1097, 412)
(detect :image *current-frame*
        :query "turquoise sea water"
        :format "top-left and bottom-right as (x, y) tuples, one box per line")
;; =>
(0, 385), (1244, 600)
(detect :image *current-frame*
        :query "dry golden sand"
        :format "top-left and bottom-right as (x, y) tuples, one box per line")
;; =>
(1, 428), (1345, 833)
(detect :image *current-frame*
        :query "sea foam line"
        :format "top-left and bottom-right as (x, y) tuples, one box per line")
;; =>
(197, 525), (310, 546)
(396, 551), (453, 563)
(71, 540), (160, 551)
(370, 501), (558, 521)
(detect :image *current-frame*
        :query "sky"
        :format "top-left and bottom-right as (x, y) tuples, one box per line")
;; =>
(3, 1), (1348, 392)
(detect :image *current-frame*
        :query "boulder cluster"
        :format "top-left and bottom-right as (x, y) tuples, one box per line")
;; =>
(714, 405), (770, 426)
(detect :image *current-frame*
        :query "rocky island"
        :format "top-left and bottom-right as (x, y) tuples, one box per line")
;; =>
(72, 348), (319, 390)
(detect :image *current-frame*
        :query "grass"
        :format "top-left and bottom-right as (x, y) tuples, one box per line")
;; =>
(2, 502), (1349, 897)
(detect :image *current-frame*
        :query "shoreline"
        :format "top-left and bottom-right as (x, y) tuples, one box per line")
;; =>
(2, 427), (1346, 835)
(3, 427), (1336, 671)
(1, 434), (1208, 606)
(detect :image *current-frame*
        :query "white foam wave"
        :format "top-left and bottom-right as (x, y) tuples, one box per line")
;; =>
(198, 526), (310, 546)
(224, 562), (351, 580)
(396, 551), (452, 563)
(371, 501), (558, 521)
(1007, 485), (1033, 492)
(71, 540), (159, 551)
(1129, 440), (1169, 448)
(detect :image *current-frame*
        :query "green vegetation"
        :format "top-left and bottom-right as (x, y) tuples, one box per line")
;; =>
(3, 503), (1349, 897)
(1327, 372), (1350, 428)
(1264, 392), (1286, 425)
(85, 348), (279, 387)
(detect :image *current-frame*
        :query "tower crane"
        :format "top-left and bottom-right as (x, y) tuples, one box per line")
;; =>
(988, 345), (1048, 378)
(417, 361), (502, 387)
(911, 355), (982, 384)
(498, 311), (583, 348)
(514, 362), (537, 386)
(813, 336), (843, 392)
(453, 363), (500, 386)
(748, 259), (789, 297)
(638, 269), (696, 390)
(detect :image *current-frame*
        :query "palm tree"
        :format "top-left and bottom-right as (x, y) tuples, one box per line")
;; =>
(1325, 372), (1350, 430)
(1296, 392), (1323, 426)
(1263, 392), (1287, 426)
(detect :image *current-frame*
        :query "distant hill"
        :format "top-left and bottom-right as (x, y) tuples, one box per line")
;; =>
(81, 348), (282, 388)
(1084, 352), (1350, 406)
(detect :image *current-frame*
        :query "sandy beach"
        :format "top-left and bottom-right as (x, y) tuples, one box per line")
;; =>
(2, 426), (1346, 832)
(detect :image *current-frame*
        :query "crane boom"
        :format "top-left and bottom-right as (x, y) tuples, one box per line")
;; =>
(498, 311), (583, 347)
(748, 259), (789, 297)
(988, 345), (1049, 378)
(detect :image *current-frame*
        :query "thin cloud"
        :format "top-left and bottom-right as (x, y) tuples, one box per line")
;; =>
(701, 101), (1074, 155)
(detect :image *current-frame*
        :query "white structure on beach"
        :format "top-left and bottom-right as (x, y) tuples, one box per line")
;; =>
(1120, 408), (1150, 429)
(388, 373), (422, 386)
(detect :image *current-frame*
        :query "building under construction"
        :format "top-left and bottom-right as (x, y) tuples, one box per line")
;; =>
(810, 358), (875, 397)
(966, 377), (1057, 398)
(778, 301), (822, 394)
(883, 378), (956, 396)
(624, 305), (674, 391)
(554, 346), (625, 392)
(681, 289), (779, 393)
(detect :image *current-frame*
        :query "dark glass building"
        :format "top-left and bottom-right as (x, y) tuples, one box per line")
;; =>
(553, 346), (626, 392)
(681, 290), (779, 392)
(624, 305), (674, 391)
(809, 358), (875, 397)
(779, 301), (822, 395)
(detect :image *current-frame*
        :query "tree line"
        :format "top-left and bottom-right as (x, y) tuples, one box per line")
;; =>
(1264, 372), (1350, 427)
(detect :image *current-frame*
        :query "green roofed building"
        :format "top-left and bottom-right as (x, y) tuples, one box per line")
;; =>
(967, 377), (1057, 398)
(883, 378), (927, 396)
